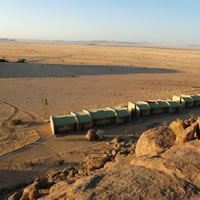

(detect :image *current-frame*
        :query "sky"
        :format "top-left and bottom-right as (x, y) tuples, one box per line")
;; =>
(0, 0), (200, 46)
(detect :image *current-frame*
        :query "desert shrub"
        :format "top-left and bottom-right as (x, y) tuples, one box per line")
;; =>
(10, 119), (23, 126)
(0, 57), (8, 62)
(17, 58), (26, 63)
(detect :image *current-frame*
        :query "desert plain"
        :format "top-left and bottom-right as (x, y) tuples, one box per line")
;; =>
(0, 42), (200, 199)
(0, 43), (200, 117)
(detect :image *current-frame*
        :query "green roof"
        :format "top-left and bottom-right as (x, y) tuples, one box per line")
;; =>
(146, 100), (159, 109)
(136, 101), (151, 111)
(52, 115), (77, 126)
(191, 95), (200, 101)
(74, 111), (92, 123)
(157, 100), (169, 108)
(167, 100), (181, 108)
(180, 95), (193, 102)
(86, 108), (116, 119)
(111, 107), (129, 117)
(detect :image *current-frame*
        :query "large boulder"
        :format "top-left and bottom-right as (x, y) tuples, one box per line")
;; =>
(135, 126), (176, 157)
(135, 118), (200, 158)
(170, 118), (200, 144)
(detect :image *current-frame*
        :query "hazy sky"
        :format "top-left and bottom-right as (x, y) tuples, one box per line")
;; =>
(0, 0), (200, 45)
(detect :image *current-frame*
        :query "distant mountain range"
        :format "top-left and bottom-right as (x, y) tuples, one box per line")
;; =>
(0, 38), (151, 46)
(0, 38), (199, 49)
(0, 38), (16, 42)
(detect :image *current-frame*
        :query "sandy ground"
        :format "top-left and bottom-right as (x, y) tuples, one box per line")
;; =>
(0, 43), (200, 72)
(1, 72), (200, 119)
(0, 43), (200, 198)
(0, 43), (200, 119)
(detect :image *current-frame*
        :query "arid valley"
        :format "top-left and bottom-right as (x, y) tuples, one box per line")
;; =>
(1, 43), (200, 118)
(1, 43), (200, 199)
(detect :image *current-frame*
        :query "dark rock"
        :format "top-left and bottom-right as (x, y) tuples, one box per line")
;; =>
(85, 129), (103, 141)
(8, 190), (23, 200)
(33, 177), (53, 190)
(58, 160), (65, 166)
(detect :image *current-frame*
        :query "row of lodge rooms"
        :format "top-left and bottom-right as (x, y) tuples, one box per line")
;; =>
(50, 94), (200, 135)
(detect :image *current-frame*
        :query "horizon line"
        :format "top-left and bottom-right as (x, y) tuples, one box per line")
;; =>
(0, 37), (200, 50)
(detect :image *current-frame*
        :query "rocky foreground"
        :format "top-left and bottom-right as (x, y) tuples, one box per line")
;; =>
(9, 117), (200, 200)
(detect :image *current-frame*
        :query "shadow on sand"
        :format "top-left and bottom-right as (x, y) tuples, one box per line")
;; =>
(0, 63), (179, 78)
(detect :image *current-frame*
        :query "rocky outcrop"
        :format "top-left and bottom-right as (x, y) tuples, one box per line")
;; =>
(42, 141), (200, 200)
(8, 177), (53, 200)
(83, 136), (134, 174)
(8, 136), (133, 199)
(132, 141), (200, 188)
(170, 118), (200, 144)
(8, 117), (200, 200)
(135, 117), (200, 157)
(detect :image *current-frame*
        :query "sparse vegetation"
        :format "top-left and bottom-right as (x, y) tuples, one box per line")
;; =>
(17, 58), (26, 63)
(10, 118), (23, 126)
(0, 57), (8, 62)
